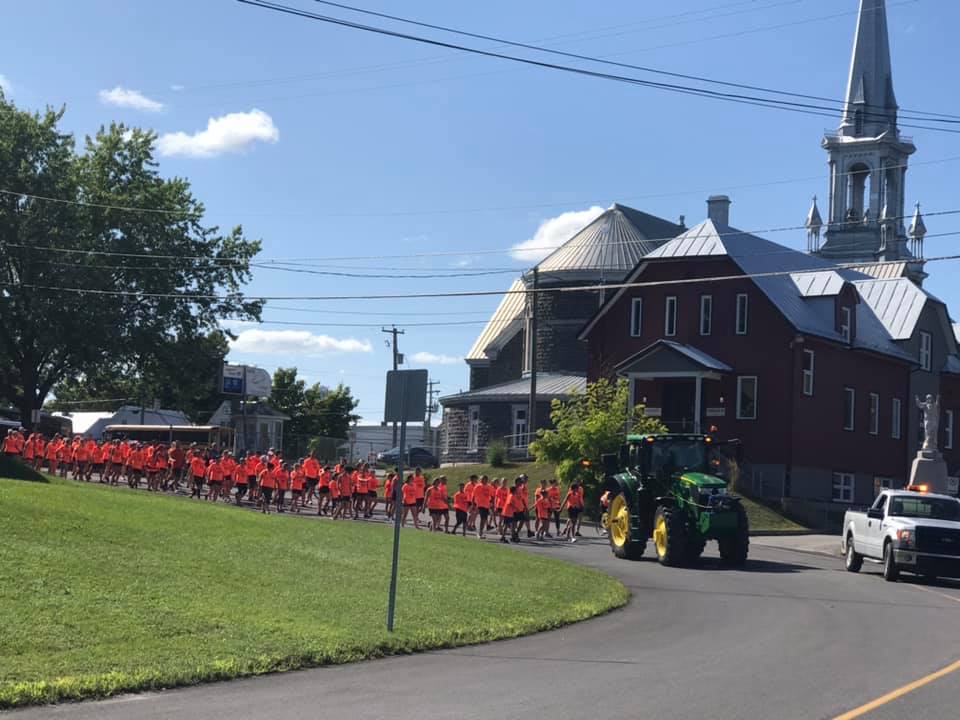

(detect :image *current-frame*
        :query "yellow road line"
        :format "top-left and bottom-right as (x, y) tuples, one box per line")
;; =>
(832, 658), (960, 720)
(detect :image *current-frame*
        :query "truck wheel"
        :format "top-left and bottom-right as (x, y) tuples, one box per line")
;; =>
(882, 541), (899, 582)
(653, 505), (686, 566)
(718, 503), (749, 567)
(608, 493), (644, 560)
(844, 535), (863, 573)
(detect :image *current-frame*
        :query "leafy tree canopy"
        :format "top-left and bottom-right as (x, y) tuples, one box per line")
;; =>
(0, 92), (262, 427)
(530, 378), (666, 503)
(269, 367), (360, 457)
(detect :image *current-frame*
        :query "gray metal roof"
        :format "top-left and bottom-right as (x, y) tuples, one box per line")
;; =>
(791, 270), (846, 297)
(954, 323), (960, 345)
(853, 278), (928, 340)
(587, 217), (913, 361)
(615, 340), (732, 376)
(465, 278), (525, 363)
(847, 262), (909, 280)
(536, 204), (684, 275)
(440, 373), (586, 405)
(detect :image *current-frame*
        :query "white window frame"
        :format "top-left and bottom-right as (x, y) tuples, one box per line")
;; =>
(467, 405), (480, 453)
(512, 405), (528, 449)
(630, 298), (643, 338)
(832, 472), (855, 503)
(736, 376), (758, 420)
(892, 397), (902, 440)
(868, 393), (879, 436)
(947, 410), (955, 451)
(735, 293), (748, 335)
(699, 295), (712, 336)
(802, 349), (815, 396)
(664, 296), (677, 337)
(840, 306), (852, 344)
(843, 387), (856, 431)
(919, 331), (932, 372)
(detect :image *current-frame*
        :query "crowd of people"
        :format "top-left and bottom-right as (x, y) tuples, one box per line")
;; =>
(2, 427), (587, 542)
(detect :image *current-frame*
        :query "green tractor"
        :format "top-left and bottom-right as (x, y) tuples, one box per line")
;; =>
(601, 433), (749, 567)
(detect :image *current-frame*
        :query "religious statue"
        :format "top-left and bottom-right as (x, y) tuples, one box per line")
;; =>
(916, 394), (941, 451)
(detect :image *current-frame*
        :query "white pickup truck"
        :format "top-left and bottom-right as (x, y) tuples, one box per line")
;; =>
(841, 489), (960, 581)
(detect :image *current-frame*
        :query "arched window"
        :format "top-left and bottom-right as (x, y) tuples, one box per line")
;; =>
(846, 163), (871, 222)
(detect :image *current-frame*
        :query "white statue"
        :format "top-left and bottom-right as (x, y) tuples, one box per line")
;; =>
(916, 394), (941, 451)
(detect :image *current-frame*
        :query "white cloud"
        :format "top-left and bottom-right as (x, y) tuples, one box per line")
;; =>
(510, 206), (605, 263)
(230, 329), (372, 356)
(157, 109), (279, 158)
(0, 74), (12, 94)
(411, 351), (462, 365)
(98, 86), (164, 112)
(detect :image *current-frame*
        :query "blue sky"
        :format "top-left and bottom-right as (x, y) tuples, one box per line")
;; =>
(4, 0), (959, 423)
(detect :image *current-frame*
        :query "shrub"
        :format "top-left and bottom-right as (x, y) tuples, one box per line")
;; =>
(485, 440), (508, 467)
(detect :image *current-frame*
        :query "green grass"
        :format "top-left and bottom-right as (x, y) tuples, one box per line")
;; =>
(0, 475), (628, 709)
(738, 495), (807, 533)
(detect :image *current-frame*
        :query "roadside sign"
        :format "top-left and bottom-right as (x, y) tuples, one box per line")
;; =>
(221, 365), (245, 395)
(384, 369), (427, 423)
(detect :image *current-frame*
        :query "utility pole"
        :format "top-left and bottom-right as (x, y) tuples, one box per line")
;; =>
(526, 268), (538, 458)
(382, 326), (405, 445)
(425, 379), (440, 455)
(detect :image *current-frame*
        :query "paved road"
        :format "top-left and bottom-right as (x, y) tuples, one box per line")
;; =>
(11, 536), (960, 720)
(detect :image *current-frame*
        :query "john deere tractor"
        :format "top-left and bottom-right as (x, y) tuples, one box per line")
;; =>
(601, 433), (749, 566)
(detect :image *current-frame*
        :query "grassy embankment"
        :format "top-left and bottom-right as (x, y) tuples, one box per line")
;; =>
(0, 472), (628, 708)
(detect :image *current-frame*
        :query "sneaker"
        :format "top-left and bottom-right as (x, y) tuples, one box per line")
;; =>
(545, 533), (553, 538)
(500, 537), (509, 544)
(527, 531), (535, 538)
(569, 537), (577, 544)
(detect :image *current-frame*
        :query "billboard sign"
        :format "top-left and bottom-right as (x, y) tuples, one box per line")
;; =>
(221, 365), (245, 395)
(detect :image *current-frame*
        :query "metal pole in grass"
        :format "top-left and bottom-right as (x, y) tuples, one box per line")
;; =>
(384, 369), (426, 632)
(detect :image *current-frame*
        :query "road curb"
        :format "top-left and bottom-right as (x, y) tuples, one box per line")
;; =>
(750, 530), (819, 537)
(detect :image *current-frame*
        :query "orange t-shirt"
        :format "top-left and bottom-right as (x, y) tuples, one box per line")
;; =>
(190, 456), (207, 478)
(501, 491), (516, 518)
(535, 496), (550, 519)
(402, 483), (417, 504)
(339, 473), (352, 496)
(472, 483), (494, 509)
(355, 471), (369, 494)
(412, 474), (427, 499)
(367, 473), (379, 492)
(547, 486), (561, 510)
(384, 477), (394, 499)
(453, 491), (470, 512)
(303, 458), (320, 479)
(464, 481), (477, 503)
(566, 488), (584, 509)
(258, 468), (277, 489)
(426, 486), (448, 511)
(207, 461), (224, 481)
(318, 469), (331, 488)
(291, 470), (305, 491)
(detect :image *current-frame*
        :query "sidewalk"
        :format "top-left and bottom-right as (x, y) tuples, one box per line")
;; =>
(750, 533), (841, 558)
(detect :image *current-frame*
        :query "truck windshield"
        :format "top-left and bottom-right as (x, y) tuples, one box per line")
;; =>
(650, 440), (707, 476)
(888, 497), (960, 521)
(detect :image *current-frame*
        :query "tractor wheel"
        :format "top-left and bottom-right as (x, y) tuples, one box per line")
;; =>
(653, 505), (687, 566)
(608, 493), (644, 560)
(686, 534), (707, 564)
(719, 504), (749, 567)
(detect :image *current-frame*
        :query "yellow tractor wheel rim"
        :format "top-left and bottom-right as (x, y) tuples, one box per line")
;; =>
(654, 515), (668, 557)
(609, 495), (629, 547)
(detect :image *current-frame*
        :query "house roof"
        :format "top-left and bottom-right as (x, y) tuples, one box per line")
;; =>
(953, 323), (960, 345)
(853, 278), (929, 340)
(465, 278), (526, 363)
(440, 373), (585, 405)
(615, 340), (732, 376)
(536, 204), (684, 276)
(847, 261), (909, 280)
(580, 217), (914, 362)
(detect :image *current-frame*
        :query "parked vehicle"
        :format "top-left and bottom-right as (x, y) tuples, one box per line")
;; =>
(601, 433), (749, 566)
(841, 488), (960, 582)
(376, 446), (440, 469)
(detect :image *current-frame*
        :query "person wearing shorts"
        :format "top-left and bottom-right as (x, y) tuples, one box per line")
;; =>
(451, 484), (469, 536)
(383, 472), (395, 520)
(500, 485), (517, 544)
(303, 454), (320, 507)
(365, 469), (379, 518)
(400, 476), (420, 529)
(548, 479), (562, 535)
(317, 465), (332, 516)
(258, 463), (276, 514)
(206, 457), (224, 501)
(562, 482), (584, 542)
(425, 478), (447, 532)
(290, 463), (305, 512)
(189, 453), (207, 499)
(412, 467), (427, 515)
(328, 473), (342, 519)
(471, 475), (494, 540)
(275, 464), (290, 513)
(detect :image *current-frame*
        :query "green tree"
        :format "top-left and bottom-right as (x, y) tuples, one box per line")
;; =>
(269, 368), (360, 456)
(530, 378), (666, 505)
(46, 331), (231, 422)
(0, 93), (261, 427)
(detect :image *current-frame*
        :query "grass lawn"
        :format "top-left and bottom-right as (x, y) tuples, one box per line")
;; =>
(433, 462), (806, 533)
(0, 474), (628, 709)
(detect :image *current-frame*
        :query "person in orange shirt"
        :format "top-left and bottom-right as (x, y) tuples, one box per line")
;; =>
(72, 438), (89, 482)
(412, 467), (427, 516)
(82, 437), (98, 481)
(338, 467), (354, 519)
(206, 457), (225, 501)
(274, 463), (290, 513)
(22, 433), (36, 466)
(148, 443), (168, 491)
(316, 464), (332, 516)
(471, 475), (495, 540)
(189, 451), (208, 499)
(463, 475), (479, 531)
(353, 467), (368, 519)
(364, 468), (380, 518)
(45, 434), (63, 477)
(302, 453), (321, 507)
(425, 478), (448, 532)
(2, 429), (20, 457)
(56, 439), (72, 479)
(327, 470), (342, 519)
(562, 482), (585, 542)
(499, 483), (519, 544)
(220, 451), (237, 503)
(107, 440), (125, 486)
(257, 458), (276, 514)
(451, 483), (470, 536)
(547, 478), (562, 537)
(126, 443), (146, 489)
(494, 479), (509, 533)
(400, 475), (420, 529)
(31, 435), (46, 471)
(383, 472), (396, 520)
(534, 490), (552, 540)
(290, 462), (305, 513)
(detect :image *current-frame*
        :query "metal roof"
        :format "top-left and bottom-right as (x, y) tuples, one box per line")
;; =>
(847, 262), (909, 280)
(536, 204), (683, 275)
(465, 278), (525, 363)
(440, 373), (586, 405)
(791, 270), (846, 297)
(615, 340), (732, 375)
(853, 278), (928, 340)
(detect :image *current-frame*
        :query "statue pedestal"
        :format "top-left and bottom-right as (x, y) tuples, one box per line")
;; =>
(909, 449), (949, 493)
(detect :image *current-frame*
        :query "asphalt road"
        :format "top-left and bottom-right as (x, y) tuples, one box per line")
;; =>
(10, 535), (960, 720)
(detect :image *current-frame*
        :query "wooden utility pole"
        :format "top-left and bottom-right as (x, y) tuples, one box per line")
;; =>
(526, 268), (538, 457)
(425, 379), (440, 455)
(382, 326), (405, 445)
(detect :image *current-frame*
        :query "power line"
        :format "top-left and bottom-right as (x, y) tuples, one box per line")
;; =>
(312, 0), (959, 125)
(236, 0), (960, 135)
(6, 254), (960, 302)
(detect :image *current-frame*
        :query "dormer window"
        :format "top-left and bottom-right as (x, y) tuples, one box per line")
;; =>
(840, 306), (852, 344)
